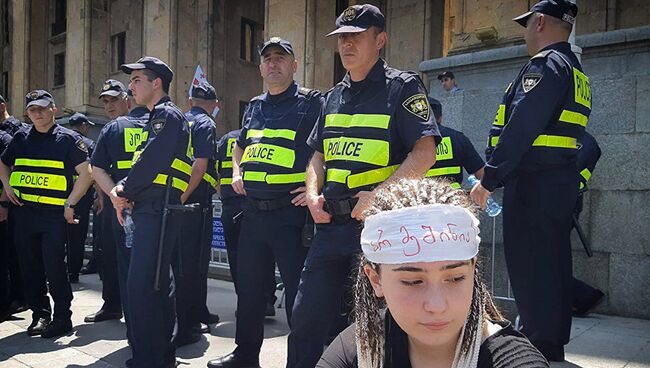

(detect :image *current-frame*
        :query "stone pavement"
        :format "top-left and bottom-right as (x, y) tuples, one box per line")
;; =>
(1, 275), (649, 368)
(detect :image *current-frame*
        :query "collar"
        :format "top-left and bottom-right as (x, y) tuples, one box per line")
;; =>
(539, 41), (571, 53)
(341, 58), (386, 88)
(29, 123), (58, 137)
(152, 96), (172, 111)
(262, 81), (298, 103)
(129, 106), (149, 118)
(190, 106), (209, 116)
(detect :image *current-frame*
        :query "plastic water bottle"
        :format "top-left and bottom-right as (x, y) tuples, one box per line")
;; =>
(467, 175), (502, 217)
(123, 209), (134, 248)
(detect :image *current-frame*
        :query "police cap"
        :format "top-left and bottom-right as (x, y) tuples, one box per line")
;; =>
(191, 83), (218, 100)
(259, 37), (295, 57)
(68, 112), (95, 126)
(327, 4), (385, 37)
(437, 71), (455, 81)
(0, 94), (5, 104)
(121, 56), (174, 85)
(99, 79), (127, 99)
(513, 0), (578, 27)
(25, 90), (55, 109)
(427, 97), (442, 120)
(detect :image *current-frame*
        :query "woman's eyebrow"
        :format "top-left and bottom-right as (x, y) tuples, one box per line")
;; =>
(440, 261), (471, 271)
(391, 266), (425, 272)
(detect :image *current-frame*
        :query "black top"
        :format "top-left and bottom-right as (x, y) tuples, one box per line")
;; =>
(0, 130), (12, 190)
(216, 129), (243, 200)
(0, 116), (29, 136)
(430, 124), (484, 185)
(185, 106), (217, 204)
(318, 315), (549, 368)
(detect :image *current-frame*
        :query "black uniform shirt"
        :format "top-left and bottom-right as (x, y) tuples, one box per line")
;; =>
(576, 131), (600, 190)
(120, 96), (190, 201)
(1, 124), (88, 209)
(0, 116), (29, 136)
(216, 129), (242, 200)
(431, 124), (484, 184)
(0, 130), (12, 191)
(482, 42), (587, 192)
(91, 109), (148, 182)
(185, 106), (217, 204)
(307, 59), (440, 200)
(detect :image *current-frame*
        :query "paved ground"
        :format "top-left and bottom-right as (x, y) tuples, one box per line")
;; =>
(1, 275), (649, 368)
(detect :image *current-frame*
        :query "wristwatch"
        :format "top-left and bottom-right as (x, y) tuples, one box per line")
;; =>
(64, 201), (76, 210)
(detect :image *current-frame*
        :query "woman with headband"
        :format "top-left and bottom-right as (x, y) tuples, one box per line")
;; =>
(317, 178), (549, 368)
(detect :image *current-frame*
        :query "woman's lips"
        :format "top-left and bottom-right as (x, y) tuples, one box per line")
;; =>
(420, 321), (450, 331)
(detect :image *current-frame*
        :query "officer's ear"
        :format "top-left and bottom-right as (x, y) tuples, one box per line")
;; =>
(375, 30), (387, 52)
(291, 57), (298, 74)
(51, 105), (59, 114)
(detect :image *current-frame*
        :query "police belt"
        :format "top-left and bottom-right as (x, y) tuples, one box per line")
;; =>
(247, 195), (295, 211)
(324, 197), (359, 217)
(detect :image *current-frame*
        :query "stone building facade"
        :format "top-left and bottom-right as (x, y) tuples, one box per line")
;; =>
(1, 0), (648, 318)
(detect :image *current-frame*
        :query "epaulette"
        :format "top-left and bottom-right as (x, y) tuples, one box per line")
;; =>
(531, 50), (553, 60)
(250, 93), (264, 102)
(298, 86), (321, 99)
(532, 49), (572, 69)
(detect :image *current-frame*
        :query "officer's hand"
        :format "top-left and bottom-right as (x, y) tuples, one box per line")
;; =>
(180, 191), (189, 204)
(94, 195), (104, 215)
(64, 207), (79, 224)
(306, 193), (331, 224)
(290, 186), (308, 206)
(115, 202), (133, 226)
(351, 191), (373, 221)
(231, 175), (247, 196)
(0, 207), (7, 222)
(470, 182), (491, 210)
(109, 185), (128, 210)
(5, 187), (23, 206)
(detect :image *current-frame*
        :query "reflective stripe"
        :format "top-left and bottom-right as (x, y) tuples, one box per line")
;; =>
(241, 143), (295, 168)
(117, 160), (133, 169)
(243, 171), (306, 184)
(425, 166), (462, 177)
(153, 174), (188, 192)
(203, 173), (218, 187)
(226, 138), (236, 157)
(580, 168), (592, 182)
(346, 165), (399, 189)
(493, 105), (506, 126)
(13, 189), (66, 206)
(14, 158), (64, 169)
(171, 158), (193, 175)
(532, 135), (577, 149)
(10, 171), (67, 191)
(221, 161), (233, 169)
(559, 110), (588, 127)
(450, 182), (461, 189)
(323, 137), (389, 166)
(220, 178), (233, 185)
(490, 135), (576, 149)
(246, 128), (296, 141)
(435, 137), (454, 161)
(580, 182), (585, 190)
(324, 114), (391, 129)
(326, 168), (352, 184)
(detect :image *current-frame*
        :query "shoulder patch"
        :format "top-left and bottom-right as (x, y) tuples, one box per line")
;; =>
(151, 119), (166, 135)
(75, 139), (88, 154)
(522, 73), (543, 93)
(402, 93), (430, 121)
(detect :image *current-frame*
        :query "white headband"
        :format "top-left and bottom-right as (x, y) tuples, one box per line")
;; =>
(361, 204), (480, 264)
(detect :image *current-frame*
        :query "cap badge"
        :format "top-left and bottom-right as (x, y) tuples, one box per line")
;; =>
(343, 7), (356, 22)
(270, 36), (282, 43)
(30, 91), (39, 99)
(102, 83), (111, 91)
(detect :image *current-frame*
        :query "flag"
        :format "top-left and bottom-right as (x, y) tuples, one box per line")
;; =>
(188, 65), (208, 96)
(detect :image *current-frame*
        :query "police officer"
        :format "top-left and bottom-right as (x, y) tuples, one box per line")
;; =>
(66, 113), (96, 283)
(470, 0), (589, 361)
(0, 94), (27, 318)
(572, 131), (604, 316)
(173, 82), (219, 346)
(425, 97), (484, 187)
(110, 57), (191, 368)
(0, 128), (16, 322)
(87, 80), (148, 332)
(0, 90), (92, 338)
(216, 128), (278, 315)
(207, 37), (321, 368)
(0, 94), (29, 135)
(288, 5), (440, 367)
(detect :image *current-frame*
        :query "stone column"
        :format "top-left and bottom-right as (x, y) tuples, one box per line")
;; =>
(142, 0), (178, 96)
(10, 0), (29, 112)
(65, 0), (92, 112)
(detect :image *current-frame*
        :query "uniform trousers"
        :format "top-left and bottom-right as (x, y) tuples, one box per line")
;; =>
(128, 197), (180, 368)
(288, 219), (361, 368)
(110, 206), (132, 342)
(100, 207), (122, 312)
(502, 165), (578, 354)
(234, 201), (308, 357)
(66, 194), (92, 276)
(13, 206), (73, 322)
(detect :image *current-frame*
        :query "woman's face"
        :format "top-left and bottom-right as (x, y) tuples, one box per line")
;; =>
(365, 259), (475, 350)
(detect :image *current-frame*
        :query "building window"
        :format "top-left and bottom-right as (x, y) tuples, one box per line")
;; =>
(51, 0), (67, 36)
(239, 101), (249, 127)
(111, 32), (126, 72)
(2, 0), (9, 45)
(54, 52), (65, 86)
(1, 72), (8, 100)
(240, 18), (257, 63)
